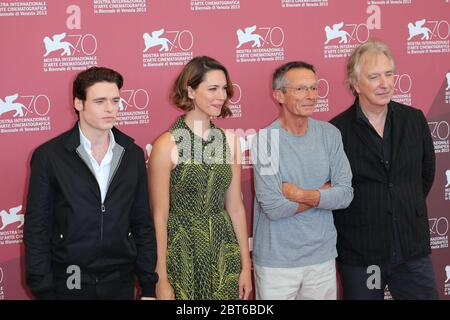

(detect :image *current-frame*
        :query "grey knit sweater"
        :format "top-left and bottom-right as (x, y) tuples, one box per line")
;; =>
(252, 118), (353, 267)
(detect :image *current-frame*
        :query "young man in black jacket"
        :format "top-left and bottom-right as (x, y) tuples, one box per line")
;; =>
(24, 67), (158, 300)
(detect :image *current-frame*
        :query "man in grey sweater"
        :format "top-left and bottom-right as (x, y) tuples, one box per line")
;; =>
(251, 61), (353, 300)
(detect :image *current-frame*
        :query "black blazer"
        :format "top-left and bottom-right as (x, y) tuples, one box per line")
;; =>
(330, 99), (435, 265)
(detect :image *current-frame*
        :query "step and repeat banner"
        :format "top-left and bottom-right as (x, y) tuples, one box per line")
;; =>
(0, 0), (449, 299)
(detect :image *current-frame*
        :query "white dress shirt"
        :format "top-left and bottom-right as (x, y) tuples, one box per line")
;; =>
(79, 127), (115, 203)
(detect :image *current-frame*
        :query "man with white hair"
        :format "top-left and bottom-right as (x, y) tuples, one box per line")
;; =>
(331, 39), (438, 300)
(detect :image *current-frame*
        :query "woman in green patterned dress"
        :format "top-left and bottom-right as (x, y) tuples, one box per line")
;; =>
(148, 56), (252, 300)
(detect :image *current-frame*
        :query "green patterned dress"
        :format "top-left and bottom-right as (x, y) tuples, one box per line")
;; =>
(166, 116), (241, 300)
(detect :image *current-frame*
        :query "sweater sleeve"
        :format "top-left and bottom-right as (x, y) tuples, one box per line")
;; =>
(252, 130), (299, 221)
(317, 126), (354, 210)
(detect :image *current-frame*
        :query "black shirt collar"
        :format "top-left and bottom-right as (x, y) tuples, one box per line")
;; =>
(356, 99), (394, 126)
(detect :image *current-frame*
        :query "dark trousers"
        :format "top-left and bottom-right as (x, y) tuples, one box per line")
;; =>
(338, 255), (439, 300)
(53, 270), (135, 300)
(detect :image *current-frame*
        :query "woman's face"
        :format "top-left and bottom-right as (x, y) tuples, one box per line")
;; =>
(188, 69), (228, 117)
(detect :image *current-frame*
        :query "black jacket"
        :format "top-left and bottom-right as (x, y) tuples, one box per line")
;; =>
(330, 100), (435, 265)
(24, 124), (157, 298)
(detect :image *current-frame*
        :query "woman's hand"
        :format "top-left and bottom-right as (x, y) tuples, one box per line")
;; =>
(156, 278), (175, 300)
(238, 267), (253, 300)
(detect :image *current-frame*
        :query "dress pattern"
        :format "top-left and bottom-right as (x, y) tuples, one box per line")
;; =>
(166, 116), (241, 300)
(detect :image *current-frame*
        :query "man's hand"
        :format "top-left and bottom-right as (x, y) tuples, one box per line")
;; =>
(321, 181), (331, 189)
(282, 182), (302, 202)
(282, 181), (327, 209)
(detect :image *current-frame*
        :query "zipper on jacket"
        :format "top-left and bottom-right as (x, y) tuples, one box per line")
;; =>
(77, 146), (124, 243)
(100, 149), (124, 242)
(100, 204), (106, 240)
(76, 149), (105, 241)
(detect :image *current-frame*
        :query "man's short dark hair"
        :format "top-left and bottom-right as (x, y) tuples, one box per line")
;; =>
(272, 61), (316, 91)
(72, 66), (123, 115)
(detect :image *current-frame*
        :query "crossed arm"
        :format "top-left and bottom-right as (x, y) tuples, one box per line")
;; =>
(282, 181), (331, 213)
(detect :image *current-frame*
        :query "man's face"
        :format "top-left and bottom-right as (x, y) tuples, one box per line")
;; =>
(274, 68), (318, 119)
(354, 53), (394, 109)
(75, 81), (120, 133)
